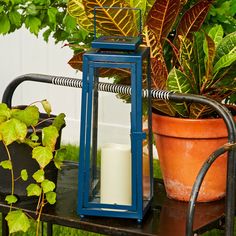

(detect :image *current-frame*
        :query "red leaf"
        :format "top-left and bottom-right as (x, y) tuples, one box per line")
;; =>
(146, 0), (181, 45)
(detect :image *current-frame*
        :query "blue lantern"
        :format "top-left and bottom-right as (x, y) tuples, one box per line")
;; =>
(77, 7), (153, 221)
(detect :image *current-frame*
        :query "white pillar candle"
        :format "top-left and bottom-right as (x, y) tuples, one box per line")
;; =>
(100, 143), (132, 205)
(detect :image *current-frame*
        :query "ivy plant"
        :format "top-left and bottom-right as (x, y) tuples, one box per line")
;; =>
(0, 100), (66, 235)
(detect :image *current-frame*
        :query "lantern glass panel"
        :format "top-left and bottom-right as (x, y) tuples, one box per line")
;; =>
(88, 75), (133, 208)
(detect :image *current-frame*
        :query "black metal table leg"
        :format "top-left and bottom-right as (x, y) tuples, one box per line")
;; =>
(2, 213), (9, 236)
(47, 222), (53, 236)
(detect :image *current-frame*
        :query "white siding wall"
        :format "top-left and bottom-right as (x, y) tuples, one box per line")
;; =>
(0, 28), (131, 146)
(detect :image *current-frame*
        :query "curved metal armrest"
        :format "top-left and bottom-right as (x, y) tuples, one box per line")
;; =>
(2, 73), (236, 236)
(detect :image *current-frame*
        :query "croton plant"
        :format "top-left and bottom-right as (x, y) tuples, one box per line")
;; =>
(67, 0), (236, 119)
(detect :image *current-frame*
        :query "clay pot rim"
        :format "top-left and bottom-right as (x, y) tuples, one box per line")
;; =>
(152, 112), (236, 138)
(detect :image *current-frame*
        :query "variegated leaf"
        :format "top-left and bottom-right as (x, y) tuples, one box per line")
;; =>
(152, 100), (176, 117)
(167, 67), (195, 117)
(215, 31), (236, 62)
(67, 0), (94, 32)
(146, 0), (181, 45)
(68, 52), (84, 70)
(179, 36), (195, 81)
(189, 103), (214, 119)
(204, 33), (215, 81)
(82, 0), (137, 36)
(151, 57), (168, 90)
(142, 25), (162, 58)
(213, 53), (236, 74)
(192, 32), (205, 89)
(176, 0), (213, 42)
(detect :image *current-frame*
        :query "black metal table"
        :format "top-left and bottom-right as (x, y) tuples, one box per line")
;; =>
(1, 73), (235, 235)
(0, 162), (225, 236)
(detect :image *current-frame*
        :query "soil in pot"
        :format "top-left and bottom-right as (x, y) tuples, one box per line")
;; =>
(152, 112), (233, 202)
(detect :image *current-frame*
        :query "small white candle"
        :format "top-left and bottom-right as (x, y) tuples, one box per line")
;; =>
(100, 143), (132, 205)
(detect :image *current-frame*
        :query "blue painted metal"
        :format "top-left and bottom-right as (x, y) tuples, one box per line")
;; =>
(77, 45), (153, 220)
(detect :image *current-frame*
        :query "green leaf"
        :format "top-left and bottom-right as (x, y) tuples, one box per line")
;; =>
(0, 103), (11, 123)
(26, 4), (38, 15)
(24, 138), (40, 148)
(46, 191), (56, 204)
(33, 169), (45, 183)
(26, 183), (42, 196)
(0, 160), (12, 170)
(41, 100), (51, 116)
(62, 14), (77, 32)
(213, 53), (236, 74)
(41, 179), (55, 193)
(215, 31), (236, 61)
(32, 146), (53, 168)
(47, 7), (57, 24)
(21, 169), (28, 181)
(43, 28), (51, 42)
(0, 118), (27, 145)
(11, 106), (39, 127)
(0, 14), (10, 34)
(25, 16), (41, 35)
(52, 113), (65, 131)
(207, 24), (224, 48)
(9, 10), (21, 27)
(42, 126), (59, 151)
(54, 148), (66, 169)
(30, 133), (39, 142)
(0, 6), (4, 14)
(5, 195), (18, 204)
(5, 210), (30, 234)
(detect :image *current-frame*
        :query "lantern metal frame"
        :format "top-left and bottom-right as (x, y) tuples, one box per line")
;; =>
(77, 46), (153, 221)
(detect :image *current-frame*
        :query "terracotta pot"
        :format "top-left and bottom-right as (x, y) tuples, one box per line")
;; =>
(152, 113), (232, 202)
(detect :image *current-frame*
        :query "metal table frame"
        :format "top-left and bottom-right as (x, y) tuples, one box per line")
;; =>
(1, 73), (236, 236)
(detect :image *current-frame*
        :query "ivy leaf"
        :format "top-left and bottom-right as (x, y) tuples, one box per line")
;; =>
(25, 16), (41, 35)
(21, 169), (28, 181)
(54, 148), (66, 169)
(0, 160), (12, 170)
(52, 113), (65, 131)
(0, 15), (10, 34)
(24, 138), (40, 148)
(9, 10), (22, 27)
(5, 210), (30, 234)
(42, 126), (59, 151)
(32, 169), (45, 183)
(11, 106), (39, 127)
(5, 195), (18, 204)
(0, 103), (11, 123)
(30, 133), (39, 142)
(46, 191), (56, 204)
(32, 146), (53, 168)
(41, 100), (51, 116)
(41, 179), (55, 193)
(0, 118), (27, 145)
(26, 183), (42, 196)
(47, 7), (57, 24)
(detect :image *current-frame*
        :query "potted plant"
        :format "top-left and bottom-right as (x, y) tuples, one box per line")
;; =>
(0, 99), (66, 235)
(66, 0), (236, 202)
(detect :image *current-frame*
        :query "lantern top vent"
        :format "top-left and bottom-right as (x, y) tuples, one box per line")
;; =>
(91, 6), (142, 51)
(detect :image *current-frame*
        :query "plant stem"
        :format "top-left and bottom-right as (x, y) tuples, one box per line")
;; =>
(3, 142), (14, 196)
(36, 193), (45, 236)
